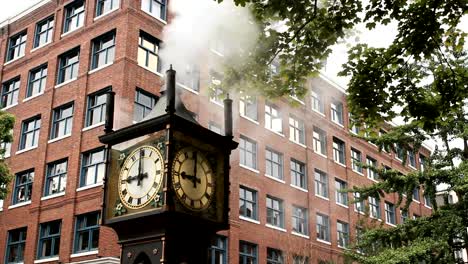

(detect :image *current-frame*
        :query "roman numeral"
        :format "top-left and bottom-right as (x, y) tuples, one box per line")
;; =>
(128, 197), (133, 204)
(153, 182), (159, 188)
(137, 198), (141, 205)
(122, 189), (127, 196)
(131, 156), (136, 162)
(181, 193), (187, 201)
(204, 193), (211, 200)
(190, 200), (195, 207)
(149, 151), (153, 157)
(155, 158), (160, 164)
(156, 170), (161, 175)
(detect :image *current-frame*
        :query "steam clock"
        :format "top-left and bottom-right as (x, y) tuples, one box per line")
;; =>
(99, 67), (237, 264)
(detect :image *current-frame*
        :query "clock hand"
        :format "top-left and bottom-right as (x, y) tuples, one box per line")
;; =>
(181, 172), (201, 188)
(137, 149), (144, 186)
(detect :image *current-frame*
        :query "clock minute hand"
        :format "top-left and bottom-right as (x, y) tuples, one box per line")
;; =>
(181, 172), (201, 188)
(137, 149), (144, 186)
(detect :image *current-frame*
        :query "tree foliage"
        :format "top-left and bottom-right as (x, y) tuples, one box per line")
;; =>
(0, 111), (14, 199)
(218, 0), (468, 263)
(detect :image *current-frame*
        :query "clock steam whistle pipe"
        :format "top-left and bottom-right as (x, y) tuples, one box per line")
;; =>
(224, 93), (233, 137)
(104, 91), (115, 133)
(165, 65), (176, 114)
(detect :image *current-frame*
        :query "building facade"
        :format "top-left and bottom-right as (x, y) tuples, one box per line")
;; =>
(0, 1), (432, 263)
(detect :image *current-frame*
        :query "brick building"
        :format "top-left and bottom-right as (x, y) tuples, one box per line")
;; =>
(0, 0), (432, 263)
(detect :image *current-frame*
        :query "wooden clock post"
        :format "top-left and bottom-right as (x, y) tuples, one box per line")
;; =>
(99, 67), (237, 264)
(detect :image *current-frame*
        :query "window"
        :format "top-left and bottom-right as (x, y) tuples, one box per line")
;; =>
(19, 116), (41, 150)
(91, 31), (115, 69)
(266, 196), (284, 228)
(367, 157), (378, 180)
(37, 220), (61, 259)
(290, 159), (306, 190)
(239, 186), (257, 220)
(209, 71), (224, 104)
(133, 89), (157, 122)
(13, 170), (34, 204)
(419, 155), (426, 172)
(354, 192), (365, 213)
(239, 241), (257, 264)
(313, 127), (327, 155)
(331, 100), (343, 125)
(289, 115), (305, 144)
(311, 89), (324, 114)
(1, 77), (20, 108)
(86, 88), (109, 127)
(63, 0), (85, 33)
(265, 102), (282, 134)
(385, 202), (396, 225)
(400, 209), (408, 223)
(315, 169), (328, 198)
(239, 135), (257, 170)
(1, 130), (12, 158)
(239, 95), (257, 121)
(45, 159), (67, 196)
(267, 248), (283, 264)
(408, 150), (416, 167)
(178, 64), (200, 91)
(368, 196), (381, 219)
(27, 64), (47, 98)
(141, 0), (167, 20)
(337, 221), (349, 248)
(50, 103), (74, 139)
(292, 206), (308, 235)
(34, 16), (54, 48)
(332, 137), (345, 165)
(351, 148), (363, 173)
(74, 211), (100, 253)
(138, 31), (160, 72)
(395, 144), (404, 161)
(335, 179), (348, 206)
(6, 31), (27, 62)
(57, 48), (80, 84)
(265, 148), (283, 180)
(293, 256), (309, 264)
(412, 187), (420, 201)
(316, 213), (330, 242)
(208, 235), (227, 264)
(5, 227), (27, 264)
(349, 113), (360, 134)
(96, 0), (119, 17)
(424, 194), (432, 207)
(81, 148), (106, 187)
(208, 122), (222, 135)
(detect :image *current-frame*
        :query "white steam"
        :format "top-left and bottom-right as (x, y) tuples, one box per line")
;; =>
(159, 0), (258, 77)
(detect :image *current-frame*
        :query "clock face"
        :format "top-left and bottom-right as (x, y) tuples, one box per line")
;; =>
(118, 145), (164, 210)
(172, 147), (214, 211)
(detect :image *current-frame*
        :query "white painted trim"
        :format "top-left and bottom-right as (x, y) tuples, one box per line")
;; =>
(331, 120), (345, 128)
(290, 184), (308, 193)
(138, 64), (164, 77)
(210, 99), (224, 108)
(34, 257), (59, 263)
(93, 7), (119, 21)
(70, 250), (99, 258)
(31, 41), (52, 53)
(141, 9), (167, 25)
(336, 202), (349, 209)
(385, 222), (397, 227)
(334, 161), (347, 168)
(264, 174), (285, 184)
(61, 25), (84, 38)
(16, 146), (38, 155)
(316, 194), (330, 201)
(69, 257), (120, 264)
(239, 164), (259, 174)
(55, 77), (78, 89)
(266, 224), (287, 232)
(291, 231), (309, 239)
(76, 183), (103, 192)
(265, 127), (284, 137)
(239, 216), (260, 224)
(314, 151), (328, 159)
(8, 201), (31, 209)
(352, 169), (365, 176)
(317, 239), (332, 245)
(4, 55), (25, 66)
(210, 49), (224, 57)
(23, 92), (45, 102)
(290, 139), (307, 149)
(240, 115), (259, 125)
(311, 108), (326, 117)
(2, 103), (18, 111)
(48, 134), (71, 144)
(177, 83), (199, 95)
(40, 192), (65, 201)
(88, 63), (113, 75)
(82, 122), (104, 132)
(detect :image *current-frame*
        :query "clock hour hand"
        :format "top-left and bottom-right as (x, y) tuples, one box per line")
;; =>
(181, 171), (201, 188)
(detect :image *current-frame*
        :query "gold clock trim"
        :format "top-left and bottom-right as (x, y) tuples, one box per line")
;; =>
(171, 146), (215, 211)
(118, 145), (164, 210)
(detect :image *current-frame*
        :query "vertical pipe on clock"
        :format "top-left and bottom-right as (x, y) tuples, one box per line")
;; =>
(104, 91), (115, 133)
(224, 94), (233, 137)
(165, 65), (176, 114)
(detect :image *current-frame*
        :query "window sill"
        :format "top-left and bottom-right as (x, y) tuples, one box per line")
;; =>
(82, 122), (105, 132)
(239, 164), (259, 174)
(317, 239), (332, 245)
(138, 64), (164, 77)
(16, 146), (38, 155)
(48, 134), (71, 144)
(265, 127), (284, 137)
(290, 184), (308, 193)
(314, 151), (327, 159)
(424, 204), (432, 209)
(334, 161), (347, 168)
(61, 26), (83, 38)
(316, 195), (330, 201)
(8, 201), (31, 209)
(34, 256), (59, 263)
(70, 250), (99, 258)
(331, 120), (345, 128)
(88, 63), (114, 75)
(41, 192), (65, 201)
(2, 103), (18, 111)
(31, 41), (52, 53)
(355, 209), (365, 215)
(141, 9), (167, 25)
(4, 55), (25, 66)
(23, 92), (45, 102)
(240, 115), (259, 125)
(385, 222), (397, 227)
(77, 182), (103, 192)
(311, 108), (326, 117)
(265, 174), (285, 184)
(290, 95), (305, 105)
(210, 48), (224, 57)
(177, 82), (199, 95)
(409, 165), (417, 170)
(266, 224), (286, 232)
(370, 216), (382, 221)
(94, 7), (119, 21)
(291, 231), (309, 239)
(412, 199), (421, 204)
(210, 99), (224, 108)
(239, 216), (260, 224)
(337, 245), (348, 250)
(353, 170), (364, 176)
(55, 77), (78, 89)
(290, 139), (307, 149)
(336, 203), (349, 209)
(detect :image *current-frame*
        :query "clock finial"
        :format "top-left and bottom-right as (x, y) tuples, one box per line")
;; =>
(224, 93), (233, 137)
(165, 66), (176, 114)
